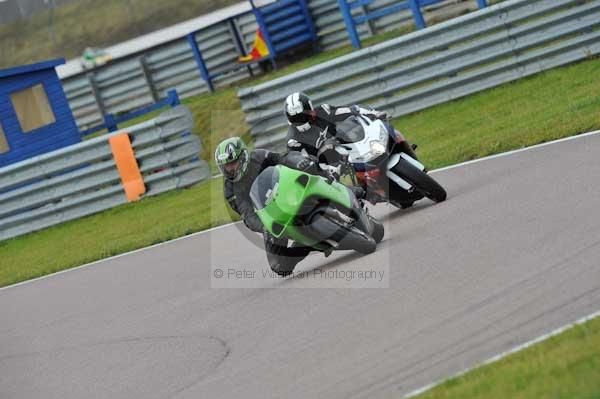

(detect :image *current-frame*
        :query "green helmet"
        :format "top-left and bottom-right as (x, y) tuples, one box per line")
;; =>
(215, 137), (249, 182)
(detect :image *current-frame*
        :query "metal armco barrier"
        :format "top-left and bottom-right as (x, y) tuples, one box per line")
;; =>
(0, 106), (210, 241)
(238, 0), (600, 150)
(61, 12), (264, 131)
(59, 0), (473, 132)
(337, 0), (487, 48)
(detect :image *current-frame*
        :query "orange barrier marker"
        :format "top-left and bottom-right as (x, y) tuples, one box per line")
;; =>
(109, 133), (146, 202)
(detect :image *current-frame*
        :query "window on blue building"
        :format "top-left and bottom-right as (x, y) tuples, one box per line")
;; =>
(0, 122), (8, 154)
(11, 84), (56, 133)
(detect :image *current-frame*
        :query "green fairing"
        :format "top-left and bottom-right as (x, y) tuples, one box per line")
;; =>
(255, 165), (352, 247)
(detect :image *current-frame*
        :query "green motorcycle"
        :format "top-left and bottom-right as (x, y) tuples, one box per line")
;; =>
(250, 165), (384, 258)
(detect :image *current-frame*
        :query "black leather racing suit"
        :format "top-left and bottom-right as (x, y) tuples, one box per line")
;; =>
(286, 104), (382, 160)
(224, 149), (319, 276)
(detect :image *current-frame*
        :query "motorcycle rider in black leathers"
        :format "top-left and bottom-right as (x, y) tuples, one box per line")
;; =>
(284, 92), (419, 205)
(216, 137), (335, 277)
(284, 92), (388, 160)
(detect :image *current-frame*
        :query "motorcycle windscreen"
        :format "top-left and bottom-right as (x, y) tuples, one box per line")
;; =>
(250, 166), (279, 210)
(336, 115), (366, 144)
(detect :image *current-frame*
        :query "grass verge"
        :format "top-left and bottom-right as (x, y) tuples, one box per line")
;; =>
(392, 58), (600, 170)
(0, 178), (234, 287)
(0, 58), (599, 287)
(412, 315), (600, 398)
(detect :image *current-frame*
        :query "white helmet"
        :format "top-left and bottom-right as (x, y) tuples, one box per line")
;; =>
(284, 92), (314, 132)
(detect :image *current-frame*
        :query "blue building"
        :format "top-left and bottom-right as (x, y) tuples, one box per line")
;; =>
(0, 58), (81, 168)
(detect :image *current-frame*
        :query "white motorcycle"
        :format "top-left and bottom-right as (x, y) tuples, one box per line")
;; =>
(325, 114), (447, 208)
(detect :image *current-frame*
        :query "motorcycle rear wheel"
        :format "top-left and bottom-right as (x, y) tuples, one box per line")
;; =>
(309, 213), (377, 255)
(369, 216), (384, 243)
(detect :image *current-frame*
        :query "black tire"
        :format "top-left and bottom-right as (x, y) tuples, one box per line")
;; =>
(369, 216), (384, 243)
(270, 264), (295, 277)
(309, 213), (376, 255)
(391, 159), (447, 203)
(390, 199), (415, 209)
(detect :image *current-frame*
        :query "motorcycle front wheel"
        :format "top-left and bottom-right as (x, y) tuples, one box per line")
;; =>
(391, 159), (447, 203)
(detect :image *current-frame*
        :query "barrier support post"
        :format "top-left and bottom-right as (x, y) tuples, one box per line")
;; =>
(228, 17), (255, 77)
(408, 0), (426, 29)
(166, 89), (180, 106)
(104, 113), (118, 132)
(298, 0), (318, 43)
(337, 0), (362, 48)
(187, 32), (215, 93)
(249, 0), (277, 69)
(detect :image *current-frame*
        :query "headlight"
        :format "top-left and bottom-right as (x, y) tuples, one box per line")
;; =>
(370, 140), (386, 156)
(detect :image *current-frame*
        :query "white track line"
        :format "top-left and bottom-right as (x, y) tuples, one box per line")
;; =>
(404, 308), (600, 398)
(0, 221), (239, 292)
(431, 129), (600, 173)
(1, 129), (599, 292)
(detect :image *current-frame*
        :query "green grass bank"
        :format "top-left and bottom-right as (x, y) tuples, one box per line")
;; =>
(0, 58), (598, 287)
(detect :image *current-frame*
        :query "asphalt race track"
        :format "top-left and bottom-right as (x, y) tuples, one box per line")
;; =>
(2, 132), (600, 399)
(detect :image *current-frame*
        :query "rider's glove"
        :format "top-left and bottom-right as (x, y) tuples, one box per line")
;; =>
(295, 157), (313, 172)
(375, 111), (388, 120)
(351, 105), (387, 120)
(320, 164), (340, 184)
(325, 170), (336, 185)
(349, 105), (361, 116)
